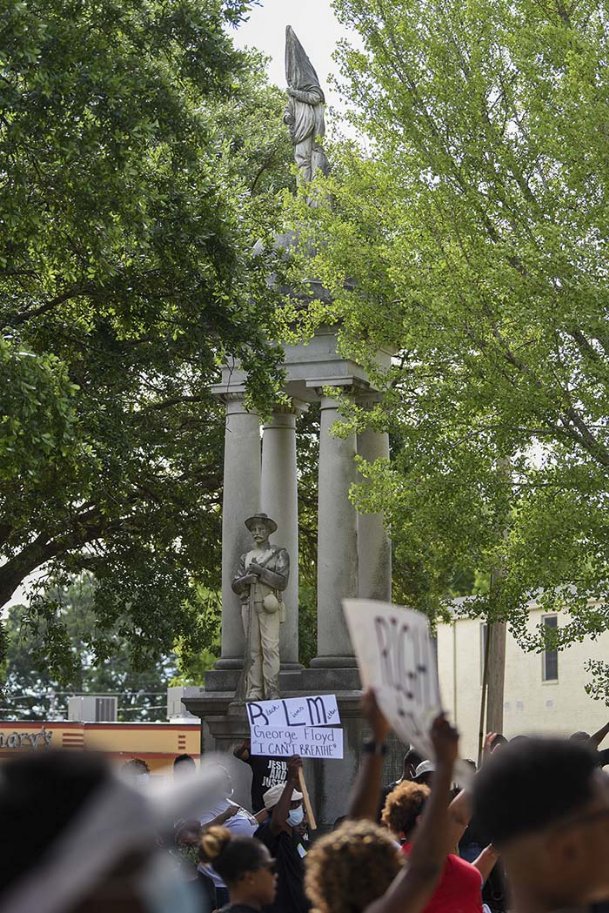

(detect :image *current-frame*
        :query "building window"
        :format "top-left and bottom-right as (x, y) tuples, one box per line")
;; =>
(542, 615), (558, 682)
(480, 622), (488, 684)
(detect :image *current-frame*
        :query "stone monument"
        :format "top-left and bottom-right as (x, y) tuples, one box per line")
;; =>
(232, 513), (289, 700)
(182, 27), (396, 826)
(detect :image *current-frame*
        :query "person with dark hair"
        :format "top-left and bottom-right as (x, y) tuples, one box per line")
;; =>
(254, 755), (309, 913)
(121, 757), (150, 780)
(382, 780), (429, 836)
(0, 749), (224, 913)
(305, 819), (404, 913)
(412, 760), (436, 786)
(472, 737), (609, 913)
(378, 748), (424, 819)
(382, 780), (497, 913)
(305, 690), (460, 913)
(174, 754), (197, 776)
(199, 826), (277, 913)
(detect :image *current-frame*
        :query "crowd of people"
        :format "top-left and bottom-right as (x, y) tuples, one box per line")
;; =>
(1, 697), (609, 913)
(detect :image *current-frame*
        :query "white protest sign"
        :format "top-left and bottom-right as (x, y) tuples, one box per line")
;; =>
(343, 599), (442, 758)
(246, 695), (340, 729)
(249, 724), (344, 759)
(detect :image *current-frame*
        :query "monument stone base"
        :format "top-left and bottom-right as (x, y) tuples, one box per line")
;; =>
(182, 669), (406, 828)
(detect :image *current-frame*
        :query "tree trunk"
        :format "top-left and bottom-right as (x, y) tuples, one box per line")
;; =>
(486, 620), (506, 734)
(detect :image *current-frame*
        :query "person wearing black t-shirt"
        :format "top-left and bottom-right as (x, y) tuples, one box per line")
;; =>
(234, 739), (288, 813)
(377, 747), (423, 821)
(198, 824), (277, 913)
(255, 755), (310, 913)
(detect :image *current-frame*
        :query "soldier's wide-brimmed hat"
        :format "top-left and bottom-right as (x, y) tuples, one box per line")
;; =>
(244, 513), (278, 534)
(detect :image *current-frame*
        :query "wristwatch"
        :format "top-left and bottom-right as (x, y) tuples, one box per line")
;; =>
(362, 739), (387, 756)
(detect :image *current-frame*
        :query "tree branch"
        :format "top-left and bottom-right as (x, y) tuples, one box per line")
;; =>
(9, 286), (90, 327)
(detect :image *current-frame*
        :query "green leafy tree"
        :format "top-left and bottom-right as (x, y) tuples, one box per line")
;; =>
(1, 575), (173, 720)
(0, 0), (293, 661)
(286, 0), (609, 683)
(171, 584), (222, 684)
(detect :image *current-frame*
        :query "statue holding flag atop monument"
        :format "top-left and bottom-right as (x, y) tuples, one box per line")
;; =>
(284, 25), (330, 183)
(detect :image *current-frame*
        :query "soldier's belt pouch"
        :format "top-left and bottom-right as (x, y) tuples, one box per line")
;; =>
(262, 593), (281, 614)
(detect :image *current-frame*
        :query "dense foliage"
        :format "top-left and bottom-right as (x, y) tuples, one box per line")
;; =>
(286, 0), (609, 677)
(0, 0), (293, 663)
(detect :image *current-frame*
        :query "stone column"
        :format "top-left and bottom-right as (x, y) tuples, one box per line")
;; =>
(357, 424), (392, 601)
(311, 394), (359, 667)
(260, 407), (302, 668)
(216, 395), (261, 669)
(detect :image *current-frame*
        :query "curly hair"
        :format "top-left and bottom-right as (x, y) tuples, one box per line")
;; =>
(305, 820), (403, 913)
(382, 781), (430, 839)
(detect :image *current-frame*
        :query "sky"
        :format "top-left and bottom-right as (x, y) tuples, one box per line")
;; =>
(233, 0), (355, 115)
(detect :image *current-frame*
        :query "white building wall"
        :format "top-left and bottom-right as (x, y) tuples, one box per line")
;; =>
(437, 607), (609, 761)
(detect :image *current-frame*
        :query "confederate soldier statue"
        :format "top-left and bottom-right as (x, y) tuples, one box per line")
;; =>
(232, 514), (289, 700)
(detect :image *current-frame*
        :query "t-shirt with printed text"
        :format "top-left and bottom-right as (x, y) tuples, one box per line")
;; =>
(245, 755), (288, 813)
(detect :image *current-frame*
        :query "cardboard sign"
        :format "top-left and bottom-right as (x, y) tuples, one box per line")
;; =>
(246, 695), (340, 729)
(343, 599), (442, 758)
(249, 723), (344, 759)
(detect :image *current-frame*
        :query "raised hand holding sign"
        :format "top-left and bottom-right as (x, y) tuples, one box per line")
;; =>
(343, 599), (442, 758)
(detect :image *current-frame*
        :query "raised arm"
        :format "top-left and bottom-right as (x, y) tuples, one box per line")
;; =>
(590, 721), (609, 748)
(446, 787), (472, 851)
(481, 731), (497, 765)
(201, 803), (240, 830)
(348, 689), (391, 821)
(233, 738), (250, 762)
(472, 845), (499, 884)
(365, 716), (459, 913)
(270, 755), (301, 834)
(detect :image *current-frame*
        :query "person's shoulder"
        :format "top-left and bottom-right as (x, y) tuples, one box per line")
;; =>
(256, 821), (287, 845)
(446, 853), (482, 882)
(447, 852), (475, 868)
(254, 820), (271, 839)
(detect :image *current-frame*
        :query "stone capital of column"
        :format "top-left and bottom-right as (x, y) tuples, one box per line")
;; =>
(215, 390), (246, 404)
(356, 391), (383, 409)
(318, 391), (356, 414)
(267, 396), (309, 416)
(262, 412), (296, 432)
(223, 394), (259, 418)
(211, 379), (248, 400)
